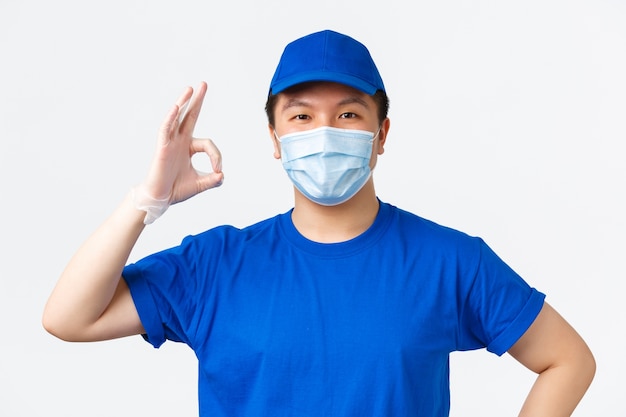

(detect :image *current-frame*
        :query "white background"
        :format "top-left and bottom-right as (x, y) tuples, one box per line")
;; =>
(1, 0), (624, 415)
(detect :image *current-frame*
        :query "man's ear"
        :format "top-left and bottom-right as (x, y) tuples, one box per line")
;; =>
(377, 118), (391, 155)
(268, 124), (281, 159)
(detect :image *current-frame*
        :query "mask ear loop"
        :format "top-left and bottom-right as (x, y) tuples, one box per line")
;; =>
(368, 126), (384, 175)
(372, 126), (382, 141)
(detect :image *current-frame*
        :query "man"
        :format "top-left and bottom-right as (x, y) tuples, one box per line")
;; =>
(43, 29), (595, 416)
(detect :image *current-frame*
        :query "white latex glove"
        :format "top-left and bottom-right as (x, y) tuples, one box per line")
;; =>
(134, 82), (224, 224)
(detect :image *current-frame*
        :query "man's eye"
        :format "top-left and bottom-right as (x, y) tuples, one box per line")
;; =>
(339, 112), (357, 119)
(295, 114), (309, 120)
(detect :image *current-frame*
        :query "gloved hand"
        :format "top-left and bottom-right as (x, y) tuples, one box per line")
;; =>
(133, 82), (224, 224)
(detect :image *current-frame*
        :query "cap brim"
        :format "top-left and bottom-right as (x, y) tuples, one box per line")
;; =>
(270, 71), (379, 95)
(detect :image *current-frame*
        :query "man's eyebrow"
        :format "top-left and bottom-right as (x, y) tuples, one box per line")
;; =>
(281, 96), (370, 112)
(281, 98), (311, 112)
(338, 96), (370, 108)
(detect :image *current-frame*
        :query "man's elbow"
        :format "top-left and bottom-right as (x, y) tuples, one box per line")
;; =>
(558, 339), (596, 393)
(579, 344), (596, 387)
(42, 305), (84, 342)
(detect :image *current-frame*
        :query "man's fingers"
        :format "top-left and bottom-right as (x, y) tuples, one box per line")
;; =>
(157, 86), (194, 147)
(175, 86), (193, 121)
(177, 100), (190, 123)
(175, 86), (194, 107)
(180, 81), (208, 135)
(197, 171), (225, 193)
(157, 104), (180, 147)
(191, 137), (222, 173)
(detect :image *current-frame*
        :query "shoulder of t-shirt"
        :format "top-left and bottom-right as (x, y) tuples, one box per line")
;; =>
(384, 202), (481, 243)
(177, 211), (289, 246)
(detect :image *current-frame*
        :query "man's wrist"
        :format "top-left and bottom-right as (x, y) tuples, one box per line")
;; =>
(130, 185), (170, 225)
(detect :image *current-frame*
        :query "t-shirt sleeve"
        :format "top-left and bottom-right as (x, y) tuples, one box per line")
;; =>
(458, 238), (546, 356)
(123, 262), (168, 348)
(122, 235), (209, 349)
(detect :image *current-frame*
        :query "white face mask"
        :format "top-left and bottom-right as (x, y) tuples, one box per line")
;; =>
(276, 126), (378, 206)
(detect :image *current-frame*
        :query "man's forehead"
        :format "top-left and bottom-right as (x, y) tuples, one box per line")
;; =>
(277, 82), (372, 108)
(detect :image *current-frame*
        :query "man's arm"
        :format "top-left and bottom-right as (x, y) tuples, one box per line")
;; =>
(508, 301), (595, 417)
(42, 193), (147, 341)
(42, 82), (223, 342)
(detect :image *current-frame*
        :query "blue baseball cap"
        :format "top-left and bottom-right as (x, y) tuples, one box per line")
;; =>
(269, 30), (386, 96)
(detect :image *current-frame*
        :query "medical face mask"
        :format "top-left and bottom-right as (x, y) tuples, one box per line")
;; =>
(276, 126), (377, 206)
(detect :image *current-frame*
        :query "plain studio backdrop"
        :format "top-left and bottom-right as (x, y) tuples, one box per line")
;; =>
(1, 1), (624, 415)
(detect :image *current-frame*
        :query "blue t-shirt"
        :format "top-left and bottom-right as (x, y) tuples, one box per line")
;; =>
(123, 201), (545, 416)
